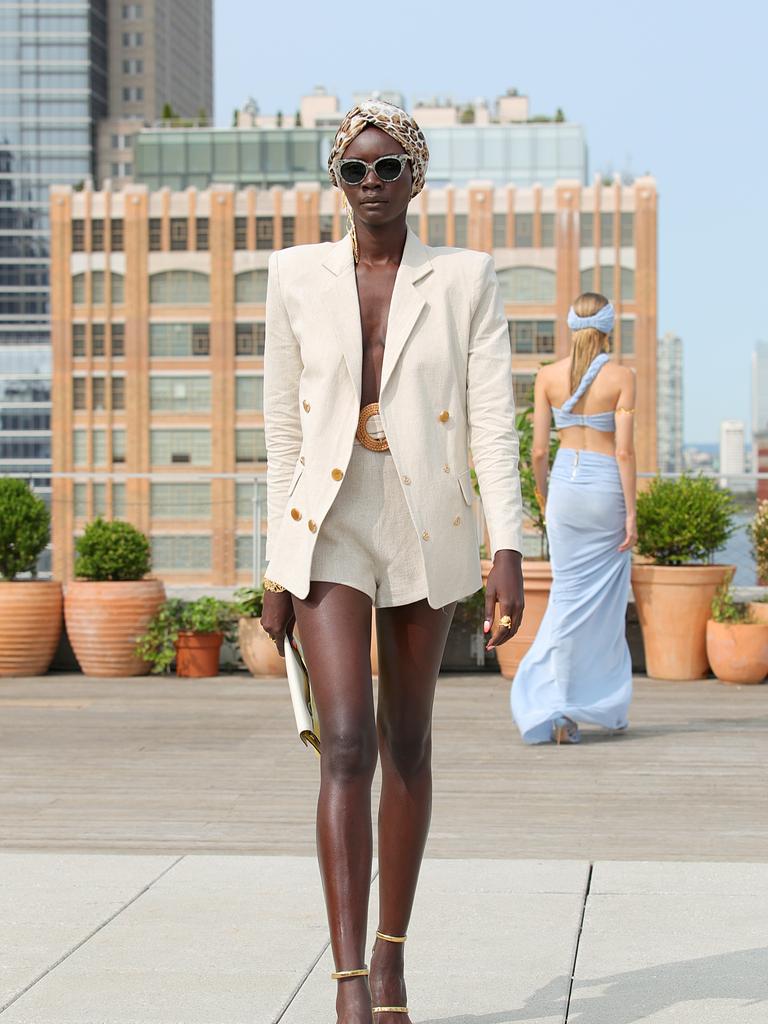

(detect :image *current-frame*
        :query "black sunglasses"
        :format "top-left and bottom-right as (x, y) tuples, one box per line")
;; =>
(336, 153), (410, 186)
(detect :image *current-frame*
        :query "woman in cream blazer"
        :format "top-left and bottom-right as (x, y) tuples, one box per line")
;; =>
(260, 100), (524, 1023)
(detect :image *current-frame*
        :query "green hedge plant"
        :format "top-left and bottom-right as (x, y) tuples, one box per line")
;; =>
(233, 585), (264, 618)
(711, 571), (753, 624)
(74, 517), (151, 581)
(636, 475), (736, 566)
(0, 478), (50, 580)
(134, 596), (240, 674)
(749, 500), (768, 583)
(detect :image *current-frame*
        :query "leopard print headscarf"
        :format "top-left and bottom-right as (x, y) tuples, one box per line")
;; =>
(328, 99), (430, 198)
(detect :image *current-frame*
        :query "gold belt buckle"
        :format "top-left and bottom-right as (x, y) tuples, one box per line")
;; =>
(356, 402), (389, 451)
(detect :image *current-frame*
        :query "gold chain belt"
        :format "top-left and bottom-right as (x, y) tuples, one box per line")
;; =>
(355, 402), (389, 451)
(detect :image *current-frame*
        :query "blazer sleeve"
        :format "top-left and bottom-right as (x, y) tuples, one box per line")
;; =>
(466, 254), (524, 558)
(263, 250), (304, 563)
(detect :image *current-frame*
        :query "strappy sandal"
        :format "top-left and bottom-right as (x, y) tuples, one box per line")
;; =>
(371, 929), (409, 1016)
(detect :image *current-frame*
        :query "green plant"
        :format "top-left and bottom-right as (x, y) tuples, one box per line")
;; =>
(233, 585), (264, 618)
(749, 500), (768, 583)
(74, 516), (151, 581)
(0, 478), (50, 580)
(134, 596), (240, 674)
(636, 475), (737, 565)
(452, 587), (486, 628)
(711, 571), (753, 624)
(515, 403), (559, 555)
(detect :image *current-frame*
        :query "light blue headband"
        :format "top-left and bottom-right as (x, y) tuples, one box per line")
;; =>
(567, 302), (615, 334)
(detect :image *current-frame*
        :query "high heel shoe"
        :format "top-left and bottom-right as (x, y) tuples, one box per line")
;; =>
(552, 715), (581, 745)
(371, 930), (409, 1015)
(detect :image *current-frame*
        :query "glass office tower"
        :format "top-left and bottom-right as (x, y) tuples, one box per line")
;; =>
(0, 0), (106, 572)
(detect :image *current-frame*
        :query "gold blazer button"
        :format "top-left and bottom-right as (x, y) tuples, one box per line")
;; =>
(453, 515), (462, 526)
(308, 519), (317, 532)
(442, 463), (450, 473)
(302, 399), (311, 412)
(290, 508), (301, 521)
(331, 468), (344, 481)
(438, 409), (450, 422)
(402, 475), (411, 485)
(299, 455), (305, 465)
(422, 529), (430, 541)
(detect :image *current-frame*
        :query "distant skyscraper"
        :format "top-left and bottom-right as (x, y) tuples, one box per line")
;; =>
(657, 333), (683, 473)
(752, 340), (768, 436)
(719, 419), (746, 489)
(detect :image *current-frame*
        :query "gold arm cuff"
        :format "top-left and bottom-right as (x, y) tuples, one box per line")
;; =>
(263, 577), (286, 593)
(375, 930), (407, 943)
(372, 1008), (409, 1014)
(616, 407), (636, 415)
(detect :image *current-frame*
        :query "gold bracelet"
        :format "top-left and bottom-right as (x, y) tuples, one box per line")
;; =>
(263, 577), (286, 593)
(616, 407), (636, 415)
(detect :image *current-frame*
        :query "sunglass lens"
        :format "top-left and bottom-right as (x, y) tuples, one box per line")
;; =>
(340, 161), (366, 185)
(375, 158), (403, 181)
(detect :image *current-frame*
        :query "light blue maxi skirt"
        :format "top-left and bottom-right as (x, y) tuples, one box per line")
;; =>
(510, 448), (633, 744)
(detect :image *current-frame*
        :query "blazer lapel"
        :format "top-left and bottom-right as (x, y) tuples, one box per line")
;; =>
(321, 234), (363, 403)
(380, 227), (433, 397)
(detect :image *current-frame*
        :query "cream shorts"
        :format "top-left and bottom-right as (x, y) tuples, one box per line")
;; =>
(309, 417), (429, 608)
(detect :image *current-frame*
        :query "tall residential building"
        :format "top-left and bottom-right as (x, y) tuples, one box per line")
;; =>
(98, 0), (213, 185)
(49, 175), (657, 584)
(0, 0), (108, 572)
(719, 419), (746, 489)
(657, 332), (684, 473)
(752, 340), (768, 436)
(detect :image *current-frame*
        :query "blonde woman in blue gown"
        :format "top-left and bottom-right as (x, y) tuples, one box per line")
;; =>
(511, 292), (637, 744)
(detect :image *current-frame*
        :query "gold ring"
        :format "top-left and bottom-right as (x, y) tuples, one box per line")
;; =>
(499, 615), (513, 628)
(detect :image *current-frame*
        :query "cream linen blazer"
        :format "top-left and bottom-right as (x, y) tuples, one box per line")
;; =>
(262, 226), (524, 609)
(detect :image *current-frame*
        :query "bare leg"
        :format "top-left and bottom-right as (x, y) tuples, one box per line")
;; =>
(292, 581), (379, 1024)
(369, 598), (457, 1021)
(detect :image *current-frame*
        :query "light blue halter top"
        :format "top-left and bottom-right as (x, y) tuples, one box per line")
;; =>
(552, 353), (615, 432)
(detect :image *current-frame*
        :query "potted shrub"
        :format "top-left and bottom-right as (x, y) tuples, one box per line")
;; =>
(479, 402), (559, 679)
(135, 596), (239, 677)
(748, 501), (768, 609)
(64, 517), (165, 677)
(0, 478), (62, 677)
(706, 573), (768, 684)
(632, 476), (736, 680)
(234, 586), (287, 677)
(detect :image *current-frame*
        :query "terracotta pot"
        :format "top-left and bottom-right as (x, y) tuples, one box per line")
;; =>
(174, 631), (222, 677)
(482, 557), (553, 679)
(631, 563), (734, 680)
(0, 580), (63, 677)
(748, 602), (768, 625)
(706, 620), (768, 684)
(238, 617), (286, 677)
(64, 578), (166, 677)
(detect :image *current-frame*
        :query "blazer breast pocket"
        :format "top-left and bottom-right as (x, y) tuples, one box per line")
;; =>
(457, 469), (474, 506)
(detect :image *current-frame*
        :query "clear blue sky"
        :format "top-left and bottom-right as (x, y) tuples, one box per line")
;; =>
(213, 0), (766, 445)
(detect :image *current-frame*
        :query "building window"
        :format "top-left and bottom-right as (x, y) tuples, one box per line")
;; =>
(93, 483), (107, 517)
(428, 215), (446, 247)
(122, 30), (143, 46)
(151, 535), (211, 570)
(72, 273), (86, 304)
(72, 220), (85, 251)
(580, 212), (594, 248)
(72, 323), (86, 357)
(111, 272), (124, 303)
(170, 218), (188, 251)
(149, 376), (211, 412)
(150, 323), (210, 357)
(621, 267), (635, 301)
(92, 377), (106, 410)
(540, 213), (555, 247)
(73, 483), (86, 518)
(513, 374), (537, 409)
(91, 220), (104, 251)
(72, 377), (86, 410)
(492, 213), (507, 248)
(319, 215), (333, 243)
(112, 377), (125, 410)
(454, 214), (468, 247)
(620, 213), (634, 247)
(236, 482), (256, 518)
(600, 212), (614, 246)
(598, 265), (614, 300)
(93, 429), (106, 465)
(122, 86), (144, 102)
(235, 375), (264, 411)
(235, 270), (268, 304)
(235, 217), (248, 250)
(256, 217), (274, 250)
(122, 3), (143, 18)
(149, 218), (162, 251)
(195, 218), (209, 250)
(236, 428), (267, 463)
(150, 429), (211, 465)
(112, 429), (126, 463)
(281, 217), (295, 247)
(73, 429), (87, 465)
(149, 271), (209, 304)
(110, 219), (124, 251)
(580, 267), (595, 294)
(514, 213), (533, 248)
(497, 267), (556, 304)
(236, 533), (266, 570)
(111, 323), (125, 357)
(151, 483), (211, 518)
(122, 58), (143, 74)
(620, 318), (635, 355)
(508, 321), (555, 355)
(91, 323), (105, 356)
(235, 322), (265, 356)
(113, 481), (126, 516)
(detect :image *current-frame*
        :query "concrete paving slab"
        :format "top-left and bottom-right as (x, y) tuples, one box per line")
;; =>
(0, 853), (178, 1013)
(591, 859), (768, 896)
(571, 871), (768, 1023)
(281, 859), (589, 1024)
(0, 854), (333, 1024)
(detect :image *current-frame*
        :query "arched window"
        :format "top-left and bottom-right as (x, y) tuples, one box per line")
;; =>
(235, 269), (268, 303)
(72, 271), (124, 304)
(150, 270), (209, 304)
(496, 266), (555, 304)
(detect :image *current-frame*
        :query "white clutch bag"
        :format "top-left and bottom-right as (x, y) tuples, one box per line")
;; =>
(284, 628), (321, 757)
